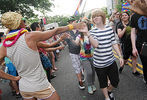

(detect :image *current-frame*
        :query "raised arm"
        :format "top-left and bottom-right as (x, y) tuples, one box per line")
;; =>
(37, 33), (68, 48)
(117, 28), (126, 38)
(72, 35), (80, 46)
(78, 23), (99, 48)
(87, 32), (99, 48)
(29, 22), (85, 42)
(44, 45), (65, 52)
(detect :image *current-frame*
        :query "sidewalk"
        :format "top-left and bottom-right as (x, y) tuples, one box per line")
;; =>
(52, 46), (147, 100)
(0, 46), (147, 100)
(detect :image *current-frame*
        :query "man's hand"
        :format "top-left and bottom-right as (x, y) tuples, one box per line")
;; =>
(58, 45), (65, 50)
(122, 21), (127, 28)
(119, 58), (124, 67)
(72, 22), (87, 30)
(125, 0), (147, 16)
(60, 33), (69, 40)
(14, 76), (21, 81)
(132, 47), (138, 57)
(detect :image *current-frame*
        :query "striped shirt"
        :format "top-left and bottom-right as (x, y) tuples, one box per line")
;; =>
(6, 34), (50, 92)
(90, 26), (117, 68)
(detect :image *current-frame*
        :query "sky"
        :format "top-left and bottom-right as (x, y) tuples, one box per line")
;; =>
(46, 0), (107, 16)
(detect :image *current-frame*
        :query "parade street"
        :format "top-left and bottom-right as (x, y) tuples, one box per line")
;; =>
(0, 46), (147, 100)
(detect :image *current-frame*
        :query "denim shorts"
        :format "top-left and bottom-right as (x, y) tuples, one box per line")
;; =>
(40, 53), (52, 69)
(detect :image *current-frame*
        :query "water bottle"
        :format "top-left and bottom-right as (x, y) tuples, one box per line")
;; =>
(4, 66), (8, 73)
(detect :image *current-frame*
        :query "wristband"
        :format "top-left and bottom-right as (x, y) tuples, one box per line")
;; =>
(67, 24), (74, 30)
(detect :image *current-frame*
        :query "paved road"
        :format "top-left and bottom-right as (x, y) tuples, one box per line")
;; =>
(0, 46), (147, 100)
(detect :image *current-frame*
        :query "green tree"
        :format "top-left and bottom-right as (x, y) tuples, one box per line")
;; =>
(101, 7), (109, 18)
(0, 0), (53, 18)
(46, 15), (69, 26)
(116, 0), (123, 12)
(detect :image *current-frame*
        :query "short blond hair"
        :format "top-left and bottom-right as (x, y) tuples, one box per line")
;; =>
(91, 10), (106, 25)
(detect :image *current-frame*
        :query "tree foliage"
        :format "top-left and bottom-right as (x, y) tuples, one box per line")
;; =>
(101, 7), (109, 18)
(116, 0), (123, 12)
(0, 0), (53, 18)
(46, 15), (69, 26)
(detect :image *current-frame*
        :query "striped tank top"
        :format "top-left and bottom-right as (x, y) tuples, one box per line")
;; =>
(6, 34), (50, 92)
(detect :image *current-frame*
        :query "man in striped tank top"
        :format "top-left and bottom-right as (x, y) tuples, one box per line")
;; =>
(0, 12), (85, 100)
(80, 10), (124, 100)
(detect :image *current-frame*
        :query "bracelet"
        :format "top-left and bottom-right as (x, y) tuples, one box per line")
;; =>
(67, 24), (74, 30)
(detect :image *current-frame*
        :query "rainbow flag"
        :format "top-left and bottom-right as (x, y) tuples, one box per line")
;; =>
(122, 1), (130, 12)
(74, 0), (83, 16)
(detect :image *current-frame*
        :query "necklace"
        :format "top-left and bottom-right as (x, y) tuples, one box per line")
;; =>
(3, 28), (28, 47)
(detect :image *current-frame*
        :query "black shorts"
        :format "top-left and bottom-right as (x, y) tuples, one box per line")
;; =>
(121, 43), (133, 60)
(95, 61), (119, 88)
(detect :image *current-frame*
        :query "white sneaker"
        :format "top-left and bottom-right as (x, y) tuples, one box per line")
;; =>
(108, 91), (115, 100)
(92, 85), (96, 92)
(88, 86), (93, 94)
(79, 81), (85, 90)
(105, 98), (110, 100)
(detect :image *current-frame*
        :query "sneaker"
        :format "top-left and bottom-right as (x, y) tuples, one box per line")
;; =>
(11, 91), (16, 96)
(51, 69), (55, 73)
(78, 81), (85, 90)
(15, 93), (22, 98)
(88, 86), (93, 94)
(50, 74), (56, 79)
(53, 67), (58, 71)
(92, 85), (96, 92)
(108, 91), (115, 100)
(105, 98), (110, 100)
(81, 74), (85, 82)
(119, 67), (124, 74)
(132, 71), (141, 76)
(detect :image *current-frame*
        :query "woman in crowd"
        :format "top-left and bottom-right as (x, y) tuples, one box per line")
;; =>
(117, 12), (139, 76)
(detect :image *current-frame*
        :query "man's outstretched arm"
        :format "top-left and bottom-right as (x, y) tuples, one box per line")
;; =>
(125, 0), (147, 16)
(29, 22), (85, 42)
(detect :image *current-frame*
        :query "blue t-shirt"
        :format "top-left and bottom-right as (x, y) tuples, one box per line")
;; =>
(0, 43), (17, 76)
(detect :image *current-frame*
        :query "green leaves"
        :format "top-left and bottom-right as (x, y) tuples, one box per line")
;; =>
(0, 0), (53, 18)
(46, 15), (69, 26)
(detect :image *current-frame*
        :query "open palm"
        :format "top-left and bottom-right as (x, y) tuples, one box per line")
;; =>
(78, 23), (88, 33)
